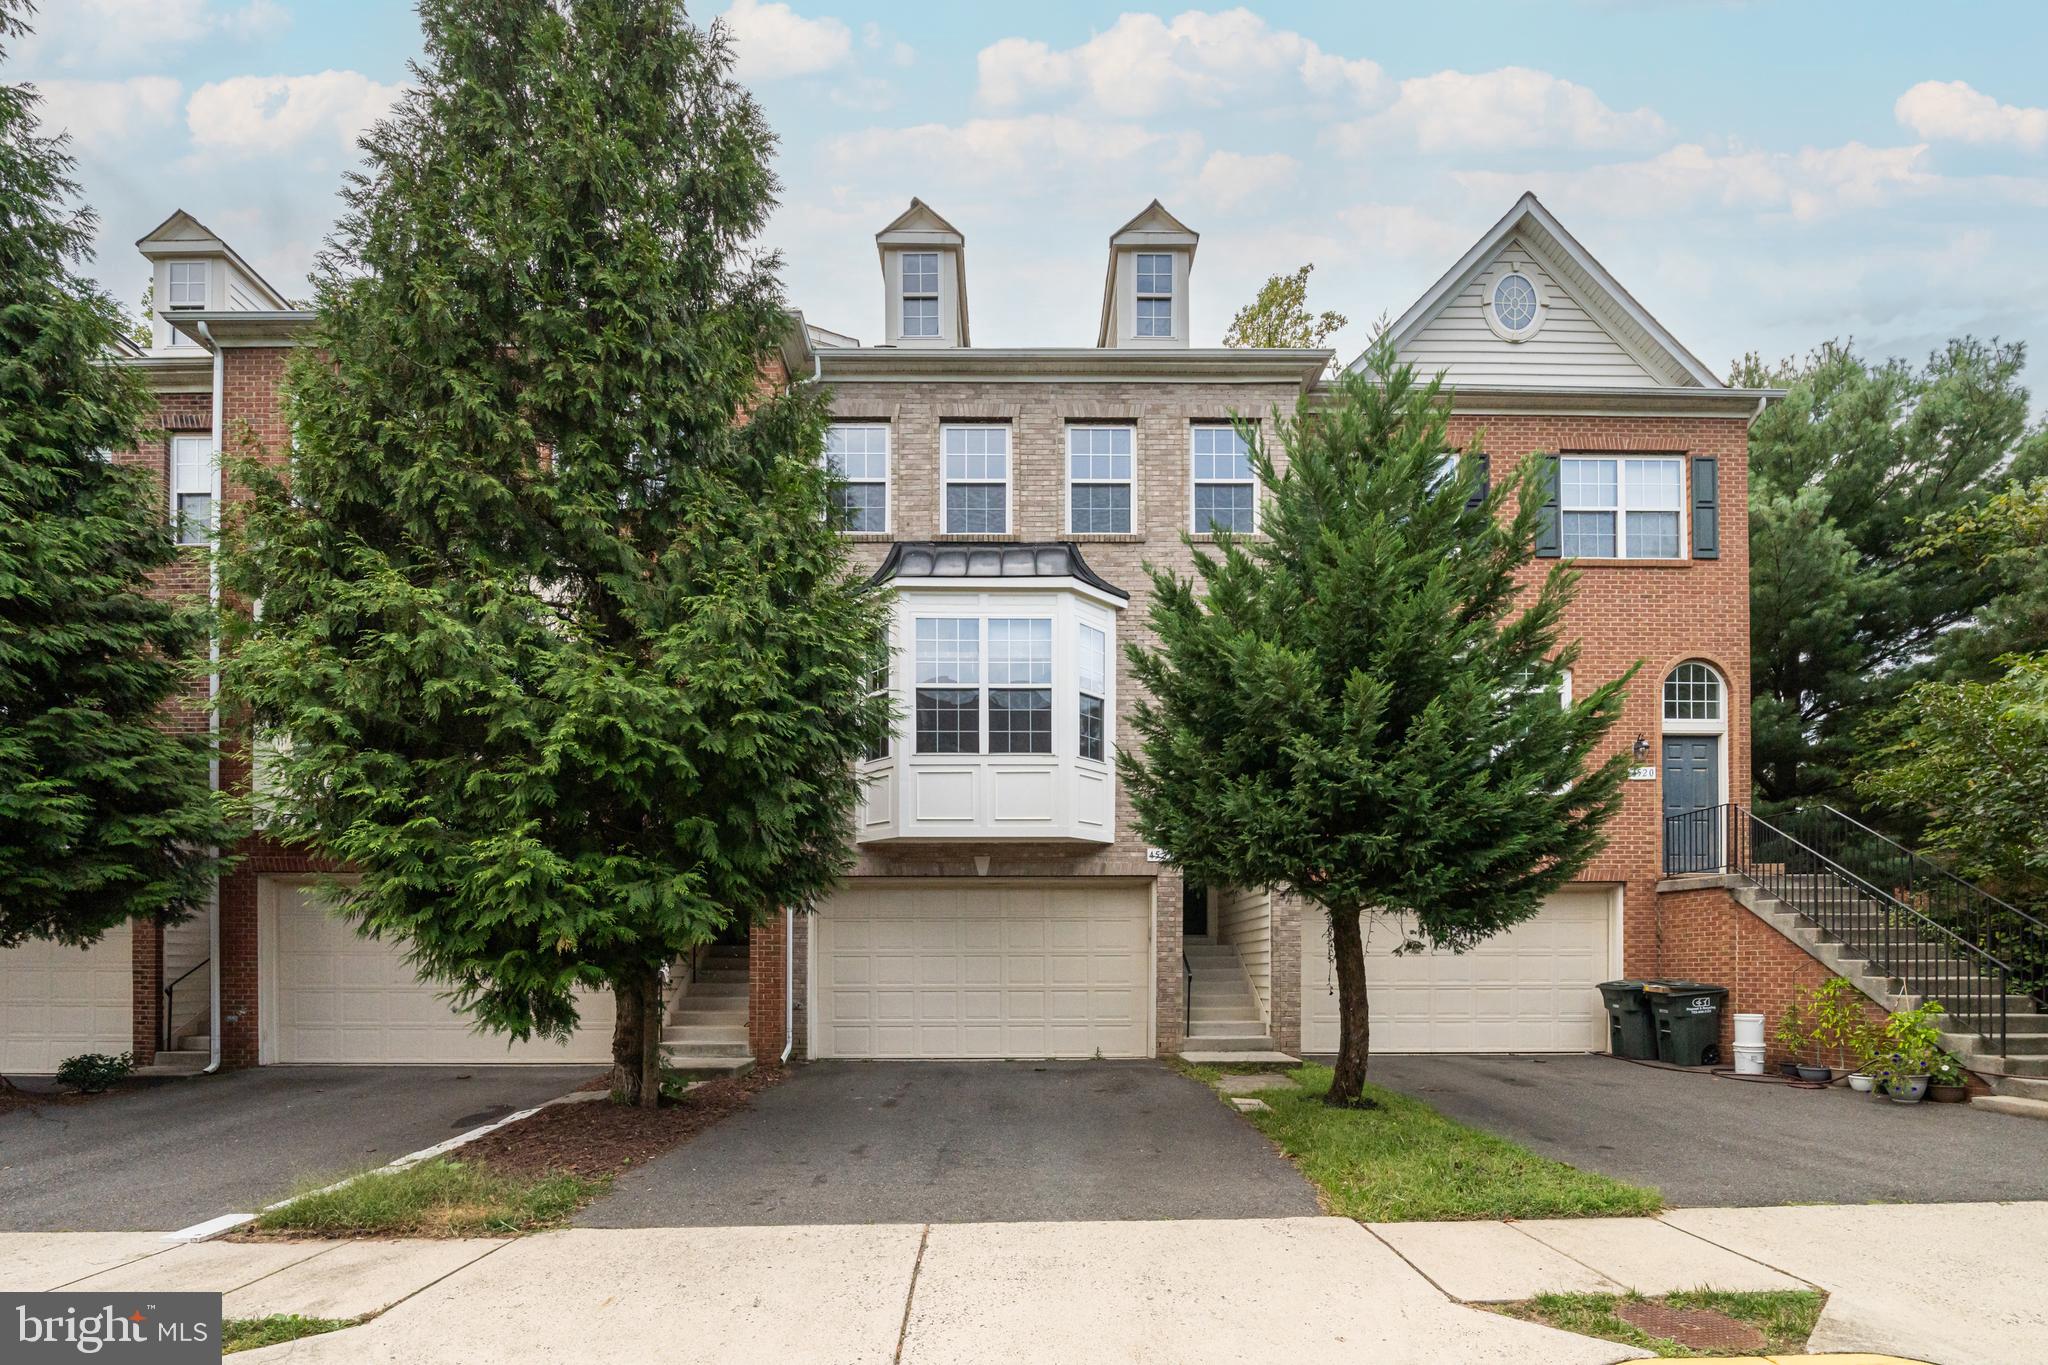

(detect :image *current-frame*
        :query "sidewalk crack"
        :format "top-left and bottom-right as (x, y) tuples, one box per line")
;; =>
(893, 1223), (931, 1365)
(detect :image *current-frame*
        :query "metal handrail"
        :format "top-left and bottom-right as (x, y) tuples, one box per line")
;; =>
(1183, 954), (1193, 1044)
(1821, 804), (2046, 932)
(1667, 802), (2017, 1053)
(162, 957), (210, 1051)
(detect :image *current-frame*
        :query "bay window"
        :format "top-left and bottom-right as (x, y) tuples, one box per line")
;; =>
(914, 618), (979, 754)
(1078, 624), (1107, 762)
(1560, 456), (1685, 559)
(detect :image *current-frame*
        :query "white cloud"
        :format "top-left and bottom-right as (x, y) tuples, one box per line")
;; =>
(1456, 140), (1937, 222)
(1333, 67), (1668, 155)
(720, 0), (852, 81)
(33, 77), (182, 151)
(15, 0), (285, 72)
(976, 9), (1380, 117)
(1188, 151), (1297, 210)
(186, 71), (404, 155)
(1334, 202), (1462, 260)
(829, 115), (1203, 189)
(1895, 80), (2048, 151)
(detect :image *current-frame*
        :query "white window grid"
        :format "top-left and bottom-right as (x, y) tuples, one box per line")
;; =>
(1067, 426), (1134, 534)
(1663, 662), (1724, 723)
(1135, 252), (1173, 338)
(902, 252), (939, 338)
(824, 424), (889, 533)
(167, 260), (208, 309)
(1559, 456), (1685, 560)
(1493, 272), (1539, 332)
(941, 425), (1010, 534)
(1191, 424), (1256, 534)
(170, 434), (214, 546)
(911, 616), (1060, 755)
(1078, 623), (1108, 763)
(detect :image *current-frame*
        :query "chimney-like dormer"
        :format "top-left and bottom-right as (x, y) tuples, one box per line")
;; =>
(1097, 201), (1197, 349)
(134, 209), (295, 352)
(875, 198), (968, 348)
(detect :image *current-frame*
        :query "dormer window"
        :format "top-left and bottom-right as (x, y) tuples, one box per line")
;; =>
(1135, 253), (1173, 337)
(167, 261), (207, 309)
(901, 252), (940, 338)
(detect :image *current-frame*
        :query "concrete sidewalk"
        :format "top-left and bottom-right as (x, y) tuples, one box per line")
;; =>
(6, 1203), (2037, 1361)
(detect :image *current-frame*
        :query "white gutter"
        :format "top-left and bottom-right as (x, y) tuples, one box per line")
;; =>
(197, 322), (224, 1076)
(780, 904), (794, 1064)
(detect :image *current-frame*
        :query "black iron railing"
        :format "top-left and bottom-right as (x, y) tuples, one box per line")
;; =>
(1665, 803), (2028, 1054)
(162, 957), (209, 1052)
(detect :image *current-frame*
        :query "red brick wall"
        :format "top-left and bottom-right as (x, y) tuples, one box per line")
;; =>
(130, 914), (162, 1064)
(748, 914), (788, 1063)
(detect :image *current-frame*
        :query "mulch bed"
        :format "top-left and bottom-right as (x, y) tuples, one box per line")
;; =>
(462, 1067), (784, 1182)
(1615, 1300), (1767, 1352)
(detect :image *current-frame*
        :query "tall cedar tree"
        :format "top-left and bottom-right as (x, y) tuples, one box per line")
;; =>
(220, 0), (889, 1105)
(1121, 344), (1631, 1104)
(0, 0), (230, 953)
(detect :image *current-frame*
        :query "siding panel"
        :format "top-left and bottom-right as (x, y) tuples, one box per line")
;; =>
(1216, 886), (1272, 1027)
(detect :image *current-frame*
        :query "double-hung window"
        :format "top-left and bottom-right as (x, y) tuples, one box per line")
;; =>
(824, 424), (888, 532)
(987, 619), (1053, 754)
(170, 434), (213, 545)
(1192, 424), (1255, 533)
(1077, 624), (1107, 762)
(942, 425), (1009, 533)
(1560, 456), (1685, 559)
(166, 260), (206, 345)
(1067, 426), (1133, 534)
(1135, 253), (1173, 338)
(901, 252), (939, 338)
(915, 619), (979, 754)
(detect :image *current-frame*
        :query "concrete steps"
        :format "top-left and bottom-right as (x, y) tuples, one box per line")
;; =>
(663, 946), (752, 1069)
(1183, 939), (1273, 1052)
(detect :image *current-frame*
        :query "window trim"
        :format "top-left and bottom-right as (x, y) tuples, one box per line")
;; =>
(1558, 454), (1688, 561)
(901, 251), (940, 339)
(940, 423), (1012, 536)
(824, 422), (890, 534)
(166, 259), (208, 311)
(1661, 660), (1726, 734)
(1077, 621), (1109, 764)
(1134, 252), (1174, 339)
(169, 432), (213, 546)
(1065, 424), (1136, 535)
(911, 613), (1059, 757)
(1189, 422), (1258, 535)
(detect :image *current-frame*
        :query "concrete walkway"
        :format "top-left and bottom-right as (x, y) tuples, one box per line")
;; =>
(5, 1204), (2037, 1361)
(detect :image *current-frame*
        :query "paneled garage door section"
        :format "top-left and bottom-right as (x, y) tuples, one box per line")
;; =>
(814, 883), (1150, 1059)
(0, 923), (133, 1074)
(1302, 889), (1613, 1053)
(263, 880), (614, 1064)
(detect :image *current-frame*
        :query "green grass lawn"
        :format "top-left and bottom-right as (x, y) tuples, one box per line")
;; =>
(251, 1158), (602, 1238)
(223, 1315), (359, 1354)
(1495, 1289), (1824, 1358)
(1234, 1064), (1663, 1222)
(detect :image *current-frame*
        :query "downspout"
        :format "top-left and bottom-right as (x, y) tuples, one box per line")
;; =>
(198, 322), (224, 1075)
(780, 904), (794, 1064)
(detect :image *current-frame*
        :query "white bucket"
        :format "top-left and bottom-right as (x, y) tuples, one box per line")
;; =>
(1733, 1012), (1765, 1048)
(1733, 1043), (1766, 1076)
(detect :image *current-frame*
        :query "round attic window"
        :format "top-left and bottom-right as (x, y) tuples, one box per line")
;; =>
(1492, 272), (1540, 333)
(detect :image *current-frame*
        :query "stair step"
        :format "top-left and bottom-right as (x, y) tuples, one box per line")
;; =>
(1188, 1020), (1268, 1037)
(693, 969), (750, 984)
(1188, 1002), (1258, 1019)
(1971, 1094), (2048, 1121)
(1182, 1034), (1278, 1052)
(662, 1040), (753, 1059)
(139, 1049), (208, 1075)
(173, 1034), (211, 1051)
(1990, 1075), (2048, 1102)
(670, 1007), (748, 1026)
(662, 1024), (749, 1045)
(682, 981), (749, 997)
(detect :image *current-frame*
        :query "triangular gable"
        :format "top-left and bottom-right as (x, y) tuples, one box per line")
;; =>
(135, 209), (217, 244)
(1109, 199), (1198, 246)
(134, 208), (295, 310)
(876, 197), (964, 246)
(1365, 193), (1721, 390)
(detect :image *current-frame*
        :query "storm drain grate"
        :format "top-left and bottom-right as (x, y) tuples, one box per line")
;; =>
(1615, 1301), (1766, 1352)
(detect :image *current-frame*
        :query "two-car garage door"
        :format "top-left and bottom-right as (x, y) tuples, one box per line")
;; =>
(812, 882), (1151, 1059)
(1301, 889), (1616, 1054)
(262, 880), (614, 1064)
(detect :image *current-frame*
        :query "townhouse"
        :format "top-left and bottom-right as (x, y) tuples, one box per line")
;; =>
(2, 192), (1825, 1077)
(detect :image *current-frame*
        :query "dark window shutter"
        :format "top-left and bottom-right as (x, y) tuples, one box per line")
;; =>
(1534, 454), (1560, 557)
(1691, 456), (1719, 559)
(1465, 454), (1490, 511)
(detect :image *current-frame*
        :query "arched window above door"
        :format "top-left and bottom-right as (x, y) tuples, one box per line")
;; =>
(1663, 662), (1724, 728)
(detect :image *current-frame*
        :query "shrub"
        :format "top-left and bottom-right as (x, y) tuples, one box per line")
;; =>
(54, 1052), (133, 1093)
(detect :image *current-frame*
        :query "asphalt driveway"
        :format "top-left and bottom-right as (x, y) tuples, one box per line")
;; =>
(0, 1065), (601, 1232)
(1364, 1052), (2048, 1207)
(580, 1060), (1321, 1226)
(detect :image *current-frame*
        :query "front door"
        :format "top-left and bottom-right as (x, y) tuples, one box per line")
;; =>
(1182, 883), (1209, 938)
(1662, 736), (1719, 873)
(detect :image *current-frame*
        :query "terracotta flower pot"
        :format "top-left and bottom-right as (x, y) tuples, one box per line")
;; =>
(1930, 1083), (1969, 1103)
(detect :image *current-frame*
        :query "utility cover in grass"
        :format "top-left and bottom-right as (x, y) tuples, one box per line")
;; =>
(1616, 1300), (1766, 1351)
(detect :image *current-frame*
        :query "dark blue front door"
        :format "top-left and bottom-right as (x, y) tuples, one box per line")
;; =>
(1662, 736), (1719, 873)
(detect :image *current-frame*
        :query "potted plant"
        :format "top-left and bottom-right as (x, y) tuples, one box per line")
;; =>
(1846, 1021), (1880, 1093)
(1773, 1001), (1807, 1078)
(1929, 1053), (1970, 1103)
(1869, 1001), (1946, 1103)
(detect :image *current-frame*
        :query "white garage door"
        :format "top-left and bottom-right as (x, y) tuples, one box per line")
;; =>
(813, 882), (1151, 1059)
(1302, 889), (1614, 1054)
(263, 880), (614, 1064)
(0, 924), (134, 1074)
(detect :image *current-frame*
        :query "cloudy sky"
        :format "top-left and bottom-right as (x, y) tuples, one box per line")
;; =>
(18, 0), (2048, 388)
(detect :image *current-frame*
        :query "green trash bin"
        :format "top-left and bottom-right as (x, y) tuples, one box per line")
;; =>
(1598, 980), (1658, 1059)
(1645, 980), (1729, 1066)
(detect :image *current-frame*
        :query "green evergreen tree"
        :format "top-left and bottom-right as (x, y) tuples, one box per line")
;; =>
(1121, 342), (1631, 1105)
(220, 0), (888, 1105)
(0, 0), (231, 953)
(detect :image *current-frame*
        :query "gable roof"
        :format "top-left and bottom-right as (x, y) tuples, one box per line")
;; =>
(1097, 199), (1199, 347)
(133, 209), (296, 310)
(1363, 192), (1723, 390)
(875, 197), (964, 247)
